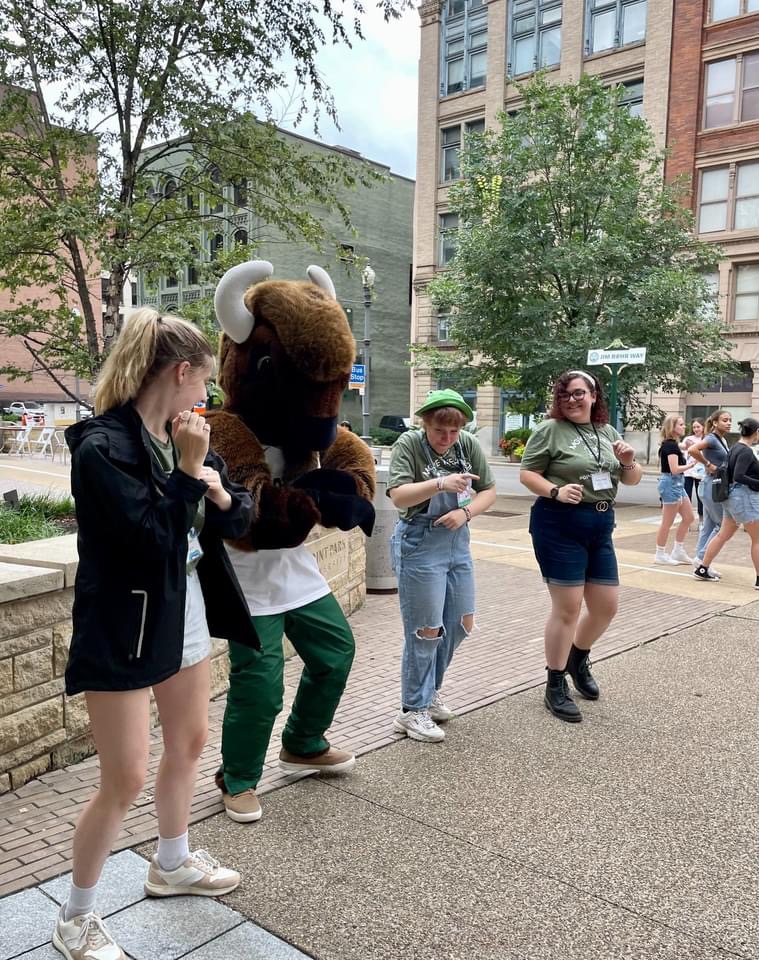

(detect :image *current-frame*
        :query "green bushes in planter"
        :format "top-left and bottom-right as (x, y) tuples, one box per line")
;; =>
(498, 428), (533, 458)
(0, 494), (77, 544)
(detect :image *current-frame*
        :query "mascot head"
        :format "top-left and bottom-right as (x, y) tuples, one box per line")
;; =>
(214, 260), (355, 454)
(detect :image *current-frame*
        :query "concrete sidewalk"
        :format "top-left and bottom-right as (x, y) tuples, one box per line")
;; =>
(1, 499), (757, 958)
(2, 609), (755, 959)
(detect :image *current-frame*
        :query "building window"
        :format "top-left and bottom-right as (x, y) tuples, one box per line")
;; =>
(165, 274), (178, 289)
(586, 0), (647, 55)
(163, 178), (177, 200)
(338, 243), (355, 262)
(704, 52), (759, 128)
(711, 0), (759, 22)
(619, 79), (644, 117)
(233, 229), (248, 246)
(208, 167), (224, 214)
(130, 281), (137, 306)
(438, 313), (451, 342)
(440, 118), (484, 182)
(509, 1), (562, 77)
(698, 161), (759, 233)
(438, 213), (459, 266)
(735, 264), (759, 322)
(232, 179), (247, 207)
(209, 233), (224, 260)
(440, 0), (488, 96)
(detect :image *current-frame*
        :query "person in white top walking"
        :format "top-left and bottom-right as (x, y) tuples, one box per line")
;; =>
(655, 415), (695, 566)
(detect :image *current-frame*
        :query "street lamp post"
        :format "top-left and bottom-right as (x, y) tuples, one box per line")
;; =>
(360, 264), (375, 443)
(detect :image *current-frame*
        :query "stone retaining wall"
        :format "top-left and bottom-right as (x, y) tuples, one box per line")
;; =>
(0, 528), (366, 793)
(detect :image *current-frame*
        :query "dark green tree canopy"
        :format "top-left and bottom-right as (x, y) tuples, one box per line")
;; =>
(0, 0), (411, 399)
(426, 74), (734, 428)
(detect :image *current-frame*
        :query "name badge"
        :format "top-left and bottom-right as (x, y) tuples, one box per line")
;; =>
(591, 471), (613, 491)
(187, 527), (204, 565)
(457, 483), (473, 508)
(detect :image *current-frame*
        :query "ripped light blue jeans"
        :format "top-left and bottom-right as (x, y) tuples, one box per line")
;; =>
(390, 516), (476, 711)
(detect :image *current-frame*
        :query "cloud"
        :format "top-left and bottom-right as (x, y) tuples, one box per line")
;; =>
(278, 8), (419, 180)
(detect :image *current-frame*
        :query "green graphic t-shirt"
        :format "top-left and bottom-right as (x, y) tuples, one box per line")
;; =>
(148, 432), (205, 571)
(520, 419), (622, 504)
(387, 429), (495, 520)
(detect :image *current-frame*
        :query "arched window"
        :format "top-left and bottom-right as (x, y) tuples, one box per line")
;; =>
(233, 229), (248, 246)
(163, 178), (177, 200)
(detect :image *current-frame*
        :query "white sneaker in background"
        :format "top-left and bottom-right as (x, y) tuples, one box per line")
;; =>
(654, 549), (679, 565)
(393, 708), (445, 742)
(670, 544), (693, 564)
(429, 690), (455, 722)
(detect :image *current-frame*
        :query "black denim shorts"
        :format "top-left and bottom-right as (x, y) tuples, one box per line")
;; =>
(528, 497), (619, 587)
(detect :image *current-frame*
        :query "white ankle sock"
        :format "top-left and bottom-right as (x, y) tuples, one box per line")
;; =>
(656, 546), (669, 556)
(157, 831), (190, 871)
(63, 881), (97, 921)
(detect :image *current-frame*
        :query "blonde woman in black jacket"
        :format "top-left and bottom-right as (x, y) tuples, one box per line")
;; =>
(54, 311), (259, 960)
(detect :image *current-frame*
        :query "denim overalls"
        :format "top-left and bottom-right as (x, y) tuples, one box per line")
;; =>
(390, 439), (476, 711)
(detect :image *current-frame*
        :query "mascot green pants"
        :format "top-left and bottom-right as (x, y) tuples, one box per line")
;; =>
(222, 591), (354, 794)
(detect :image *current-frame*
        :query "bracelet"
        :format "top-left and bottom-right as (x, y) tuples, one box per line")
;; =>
(462, 506), (472, 523)
(620, 461), (638, 471)
(436, 476), (445, 491)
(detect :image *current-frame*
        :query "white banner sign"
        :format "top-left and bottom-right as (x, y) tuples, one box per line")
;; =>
(587, 347), (646, 366)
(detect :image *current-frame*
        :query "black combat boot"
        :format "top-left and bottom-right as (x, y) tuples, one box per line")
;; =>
(565, 644), (600, 700)
(544, 668), (582, 723)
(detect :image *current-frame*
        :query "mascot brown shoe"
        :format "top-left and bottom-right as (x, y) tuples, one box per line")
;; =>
(208, 259), (376, 822)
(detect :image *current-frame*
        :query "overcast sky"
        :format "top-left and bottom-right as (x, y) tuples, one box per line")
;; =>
(278, 6), (420, 181)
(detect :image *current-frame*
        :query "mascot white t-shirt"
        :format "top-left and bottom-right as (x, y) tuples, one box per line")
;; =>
(225, 446), (330, 616)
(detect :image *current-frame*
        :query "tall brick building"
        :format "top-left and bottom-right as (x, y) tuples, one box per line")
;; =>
(412, 0), (759, 455)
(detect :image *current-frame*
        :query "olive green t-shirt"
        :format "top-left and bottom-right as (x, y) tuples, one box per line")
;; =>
(520, 419), (622, 503)
(148, 432), (205, 571)
(387, 429), (495, 520)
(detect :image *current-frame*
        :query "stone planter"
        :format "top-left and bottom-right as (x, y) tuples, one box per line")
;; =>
(0, 527), (367, 793)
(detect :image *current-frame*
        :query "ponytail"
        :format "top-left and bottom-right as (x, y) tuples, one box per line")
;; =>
(94, 308), (213, 414)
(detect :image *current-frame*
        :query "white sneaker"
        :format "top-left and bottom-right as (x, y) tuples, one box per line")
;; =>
(693, 557), (721, 579)
(670, 544), (693, 564)
(53, 908), (125, 960)
(144, 849), (240, 897)
(429, 690), (455, 722)
(654, 551), (679, 565)
(393, 708), (445, 743)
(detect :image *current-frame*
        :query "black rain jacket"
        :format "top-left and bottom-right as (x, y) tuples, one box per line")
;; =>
(64, 402), (259, 695)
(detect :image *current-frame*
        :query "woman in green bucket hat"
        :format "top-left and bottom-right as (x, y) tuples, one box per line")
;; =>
(386, 389), (496, 742)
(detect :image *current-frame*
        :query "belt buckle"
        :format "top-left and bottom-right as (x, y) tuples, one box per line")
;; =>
(595, 500), (610, 513)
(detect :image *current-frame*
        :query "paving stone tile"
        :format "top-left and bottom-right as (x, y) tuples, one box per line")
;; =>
(40, 850), (149, 916)
(15, 946), (60, 960)
(106, 897), (242, 960)
(182, 921), (310, 959)
(0, 888), (59, 960)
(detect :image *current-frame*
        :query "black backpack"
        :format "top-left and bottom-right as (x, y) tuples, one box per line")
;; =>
(711, 461), (730, 502)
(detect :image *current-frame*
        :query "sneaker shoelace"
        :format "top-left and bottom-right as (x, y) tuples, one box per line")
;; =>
(78, 914), (114, 950)
(188, 849), (220, 875)
(413, 709), (437, 730)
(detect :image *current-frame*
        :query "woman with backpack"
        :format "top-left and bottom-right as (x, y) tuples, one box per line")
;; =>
(654, 415), (695, 565)
(694, 418), (759, 587)
(684, 408), (732, 577)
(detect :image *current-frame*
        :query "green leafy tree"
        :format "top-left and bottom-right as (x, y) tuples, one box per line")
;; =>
(424, 74), (734, 428)
(0, 0), (410, 401)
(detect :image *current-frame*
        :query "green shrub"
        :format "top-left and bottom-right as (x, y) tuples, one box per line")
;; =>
(369, 428), (404, 446)
(0, 494), (77, 544)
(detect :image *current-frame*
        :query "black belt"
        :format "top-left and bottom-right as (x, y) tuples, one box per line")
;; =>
(541, 497), (615, 513)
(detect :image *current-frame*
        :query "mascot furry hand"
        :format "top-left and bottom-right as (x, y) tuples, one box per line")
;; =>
(208, 260), (376, 550)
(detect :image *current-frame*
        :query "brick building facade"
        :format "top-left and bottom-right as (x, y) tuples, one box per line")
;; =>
(412, 0), (759, 456)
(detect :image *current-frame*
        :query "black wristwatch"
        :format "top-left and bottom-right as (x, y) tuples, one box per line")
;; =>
(549, 485), (560, 499)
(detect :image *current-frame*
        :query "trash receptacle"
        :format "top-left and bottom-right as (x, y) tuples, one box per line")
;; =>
(366, 465), (398, 593)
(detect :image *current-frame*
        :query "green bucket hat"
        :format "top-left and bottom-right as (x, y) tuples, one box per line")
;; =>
(415, 388), (474, 421)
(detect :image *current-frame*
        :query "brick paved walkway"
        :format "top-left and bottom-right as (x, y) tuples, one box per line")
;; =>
(0, 505), (733, 898)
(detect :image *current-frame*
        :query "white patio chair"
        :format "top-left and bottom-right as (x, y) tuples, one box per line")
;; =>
(29, 426), (56, 458)
(8, 423), (34, 455)
(53, 430), (69, 463)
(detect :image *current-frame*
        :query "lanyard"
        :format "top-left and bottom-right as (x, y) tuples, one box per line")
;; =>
(570, 422), (603, 470)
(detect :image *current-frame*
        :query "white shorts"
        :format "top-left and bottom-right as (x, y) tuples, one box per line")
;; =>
(181, 570), (211, 669)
